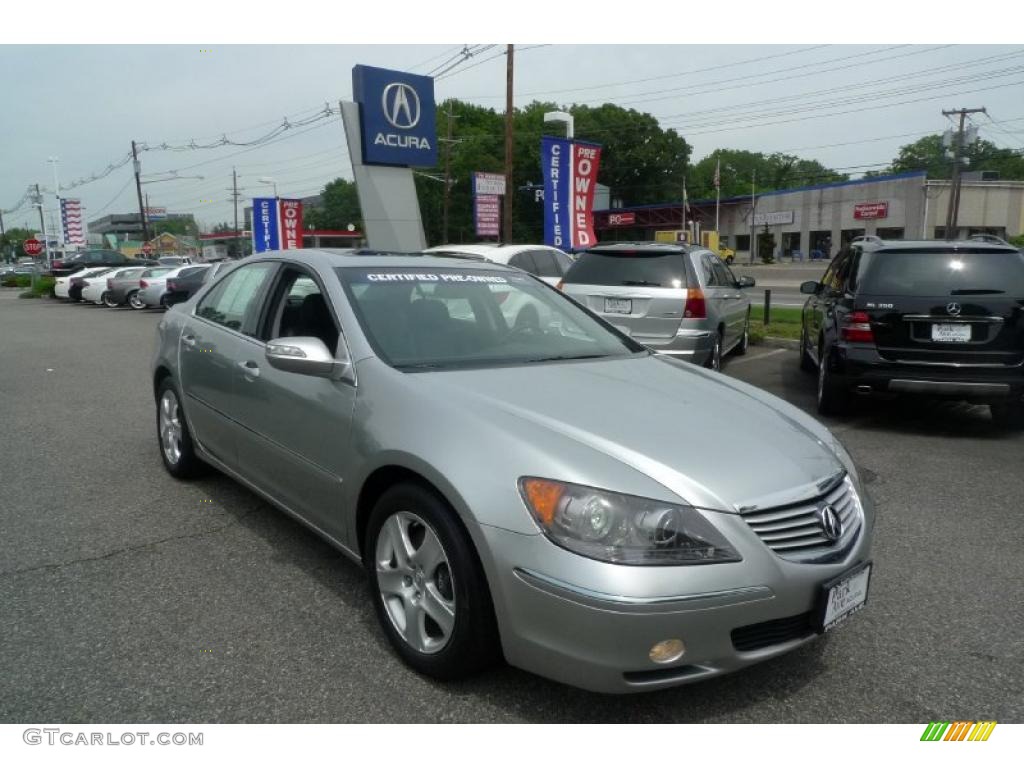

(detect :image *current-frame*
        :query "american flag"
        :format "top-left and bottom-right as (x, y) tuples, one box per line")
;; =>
(61, 198), (86, 246)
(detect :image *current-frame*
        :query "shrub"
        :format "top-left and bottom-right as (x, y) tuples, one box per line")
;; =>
(1, 276), (17, 288)
(15, 274), (32, 287)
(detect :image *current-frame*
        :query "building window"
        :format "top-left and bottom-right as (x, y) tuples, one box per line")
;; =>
(876, 227), (904, 239)
(735, 235), (750, 251)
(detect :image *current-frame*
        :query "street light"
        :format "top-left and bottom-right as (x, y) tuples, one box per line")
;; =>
(258, 177), (279, 198)
(543, 110), (574, 139)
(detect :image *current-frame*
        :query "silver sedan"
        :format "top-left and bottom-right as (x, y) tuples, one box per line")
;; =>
(151, 249), (873, 693)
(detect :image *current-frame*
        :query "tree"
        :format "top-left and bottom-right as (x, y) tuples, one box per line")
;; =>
(757, 224), (776, 264)
(866, 134), (1024, 180)
(150, 216), (198, 238)
(1, 227), (38, 261)
(688, 150), (847, 201)
(303, 178), (363, 232)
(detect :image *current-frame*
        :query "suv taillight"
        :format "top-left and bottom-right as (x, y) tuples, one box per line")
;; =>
(140, 280), (149, 288)
(841, 311), (875, 343)
(683, 288), (706, 319)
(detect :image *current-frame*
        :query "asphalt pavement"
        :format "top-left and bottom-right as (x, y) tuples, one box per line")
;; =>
(1, 289), (1021, 723)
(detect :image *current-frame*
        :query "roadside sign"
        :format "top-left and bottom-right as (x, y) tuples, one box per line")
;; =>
(854, 202), (889, 220)
(23, 239), (43, 256)
(607, 212), (636, 227)
(141, 243), (154, 254)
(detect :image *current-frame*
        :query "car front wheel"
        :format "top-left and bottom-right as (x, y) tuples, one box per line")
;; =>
(365, 483), (500, 681)
(128, 291), (145, 310)
(705, 329), (724, 371)
(156, 378), (206, 478)
(103, 293), (120, 308)
(816, 344), (850, 416)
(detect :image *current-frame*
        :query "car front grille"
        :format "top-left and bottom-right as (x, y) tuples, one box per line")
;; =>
(731, 612), (815, 652)
(738, 475), (862, 563)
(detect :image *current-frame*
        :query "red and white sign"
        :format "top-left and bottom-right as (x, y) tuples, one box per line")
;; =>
(278, 199), (304, 250)
(475, 195), (501, 237)
(572, 143), (602, 248)
(607, 211), (636, 227)
(473, 172), (506, 197)
(141, 243), (154, 254)
(23, 238), (43, 256)
(854, 202), (889, 220)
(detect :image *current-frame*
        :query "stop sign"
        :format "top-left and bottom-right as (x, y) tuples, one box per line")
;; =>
(23, 238), (43, 257)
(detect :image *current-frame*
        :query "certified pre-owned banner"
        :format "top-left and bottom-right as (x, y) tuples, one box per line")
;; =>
(541, 136), (602, 250)
(278, 199), (303, 250)
(252, 197), (280, 253)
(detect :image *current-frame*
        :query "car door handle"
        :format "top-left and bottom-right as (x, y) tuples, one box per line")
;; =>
(181, 334), (196, 348)
(238, 360), (260, 379)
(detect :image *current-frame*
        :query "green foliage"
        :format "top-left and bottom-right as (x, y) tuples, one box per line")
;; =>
(1, 276), (18, 287)
(1008, 234), (1024, 248)
(151, 216), (198, 238)
(1, 227), (38, 259)
(303, 178), (363, 232)
(867, 134), (1024, 180)
(15, 274), (31, 287)
(689, 149), (847, 200)
(757, 225), (776, 264)
(19, 277), (54, 299)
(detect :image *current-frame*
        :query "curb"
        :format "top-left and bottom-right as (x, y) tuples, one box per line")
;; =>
(753, 336), (799, 350)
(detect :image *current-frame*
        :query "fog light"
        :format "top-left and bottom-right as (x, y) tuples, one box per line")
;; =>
(649, 638), (686, 664)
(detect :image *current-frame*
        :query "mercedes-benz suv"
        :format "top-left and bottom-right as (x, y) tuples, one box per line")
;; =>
(799, 239), (1024, 427)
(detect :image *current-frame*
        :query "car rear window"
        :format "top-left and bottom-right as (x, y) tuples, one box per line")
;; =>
(563, 250), (689, 288)
(859, 248), (1024, 297)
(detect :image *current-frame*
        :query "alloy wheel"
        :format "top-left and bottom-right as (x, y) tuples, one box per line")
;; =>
(159, 389), (183, 466)
(375, 511), (456, 655)
(129, 292), (144, 310)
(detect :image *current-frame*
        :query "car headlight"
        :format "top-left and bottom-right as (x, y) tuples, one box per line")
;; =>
(519, 478), (741, 566)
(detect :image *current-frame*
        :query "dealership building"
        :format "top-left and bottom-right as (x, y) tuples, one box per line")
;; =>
(595, 171), (1024, 259)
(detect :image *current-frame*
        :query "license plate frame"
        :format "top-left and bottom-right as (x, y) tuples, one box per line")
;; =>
(813, 561), (872, 633)
(931, 323), (972, 343)
(604, 297), (632, 315)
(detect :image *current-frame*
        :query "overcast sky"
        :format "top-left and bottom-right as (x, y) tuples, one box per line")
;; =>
(2, 44), (1022, 232)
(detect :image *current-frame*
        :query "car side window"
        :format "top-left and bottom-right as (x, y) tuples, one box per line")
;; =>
(552, 251), (574, 275)
(719, 260), (739, 286)
(508, 252), (539, 275)
(700, 253), (722, 286)
(828, 250), (852, 293)
(712, 258), (733, 287)
(529, 250), (561, 278)
(196, 262), (276, 336)
(819, 254), (845, 294)
(263, 267), (340, 354)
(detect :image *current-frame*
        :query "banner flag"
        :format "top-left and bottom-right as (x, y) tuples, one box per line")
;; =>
(542, 136), (602, 250)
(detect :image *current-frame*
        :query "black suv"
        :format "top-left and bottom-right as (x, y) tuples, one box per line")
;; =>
(50, 249), (132, 277)
(799, 239), (1024, 427)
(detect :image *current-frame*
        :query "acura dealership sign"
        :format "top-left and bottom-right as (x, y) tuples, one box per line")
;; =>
(353, 65), (438, 167)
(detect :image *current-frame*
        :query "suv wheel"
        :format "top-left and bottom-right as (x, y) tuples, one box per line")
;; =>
(816, 343), (849, 416)
(990, 402), (1024, 430)
(735, 314), (750, 356)
(365, 483), (501, 681)
(705, 330), (724, 371)
(800, 324), (817, 373)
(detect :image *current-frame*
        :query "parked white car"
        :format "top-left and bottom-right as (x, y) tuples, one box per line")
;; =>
(80, 266), (140, 305)
(424, 244), (575, 331)
(137, 265), (195, 308)
(54, 267), (110, 300)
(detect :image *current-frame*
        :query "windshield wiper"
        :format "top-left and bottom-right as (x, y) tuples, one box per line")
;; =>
(949, 288), (1005, 295)
(522, 353), (610, 363)
(620, 280), (661, 286)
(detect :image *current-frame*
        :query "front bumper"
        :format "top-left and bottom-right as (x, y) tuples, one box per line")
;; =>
(833, 344), (1024, 403)
(478, 495), (874, 694)
(642, 328), (715, 365)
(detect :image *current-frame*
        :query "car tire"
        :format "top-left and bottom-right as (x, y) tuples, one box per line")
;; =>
(705, 329), (724, 371)
(800, 324), (816, 373)
(735, 313), (750, 356)
(816, 343), (850, 416)
(990, 402), (1024, 430)
(365, 483), (501, 681)
(156, 378), (207, 479)
(103, 293), (120, 308)
(128, 291), (145, 310)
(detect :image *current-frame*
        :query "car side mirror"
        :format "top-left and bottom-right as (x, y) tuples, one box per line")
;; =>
(800, 280), (820, 294)
(737, 276), (755, 288)
(266, 336), (353, 383)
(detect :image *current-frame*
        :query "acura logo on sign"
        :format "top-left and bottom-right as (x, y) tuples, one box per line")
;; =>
(818, 505), (843, 543)
(382, 82), (421, 129)
(947, 302), (962, 316)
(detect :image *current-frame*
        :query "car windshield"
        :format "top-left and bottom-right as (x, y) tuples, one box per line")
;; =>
(337, 266), (645, 370)
(859, 248), (1024, 296)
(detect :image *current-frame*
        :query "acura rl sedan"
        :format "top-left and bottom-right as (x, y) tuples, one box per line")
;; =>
(152, 249), (873, 693)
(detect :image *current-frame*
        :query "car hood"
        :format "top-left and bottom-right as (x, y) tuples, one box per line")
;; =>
(420, 354), (844, 512)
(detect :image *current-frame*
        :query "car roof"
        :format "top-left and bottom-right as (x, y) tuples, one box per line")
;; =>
(581, 241), (699, 254)
(424, 243), (567, 264)
(242, 248), (521, 273)
(854, 239), (1020, 253)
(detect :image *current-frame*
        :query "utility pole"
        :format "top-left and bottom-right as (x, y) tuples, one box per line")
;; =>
(0, 209), (6, 264)
(232, 167), (241, 258)
(503, 44), (515, 244)
(35, 184), (50, 264)
(440, 106), (460, 244)
(942, 107), (986, 239)
(750, 169), (757, 264)
(132, 140), (150, 243)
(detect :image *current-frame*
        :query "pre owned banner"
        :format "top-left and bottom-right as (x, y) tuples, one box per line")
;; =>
(278, 199), (303, 250)
(541, 136), (602, 250)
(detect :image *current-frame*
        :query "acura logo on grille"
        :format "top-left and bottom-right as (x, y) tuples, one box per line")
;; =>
(946, 302), (962, 316)
(381, 82), (421, 129)
(818, 505), (843, 543)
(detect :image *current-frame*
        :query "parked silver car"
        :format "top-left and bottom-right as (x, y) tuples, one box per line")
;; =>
(152, 249), (872, 693)
(561, 243), (756, 369)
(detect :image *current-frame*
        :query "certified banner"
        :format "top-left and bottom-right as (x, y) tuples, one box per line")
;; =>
(278, 199), (303, 250)
(541, 136), (602, 250)
(252, 197), (280, 253)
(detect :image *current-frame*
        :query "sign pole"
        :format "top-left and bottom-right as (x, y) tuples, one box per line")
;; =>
(503, 44), (515, 244)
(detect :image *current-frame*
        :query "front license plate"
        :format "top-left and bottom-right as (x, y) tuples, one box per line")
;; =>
(931, 323), (971, 343)
(815, 562), (871, 632)
(604, 298), (632, 315)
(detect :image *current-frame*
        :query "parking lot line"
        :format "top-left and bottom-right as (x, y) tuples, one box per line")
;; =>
(728, 347), (787, 366)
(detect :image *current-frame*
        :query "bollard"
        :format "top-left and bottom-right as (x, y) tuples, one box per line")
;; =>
(763, 289), (771, 325)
